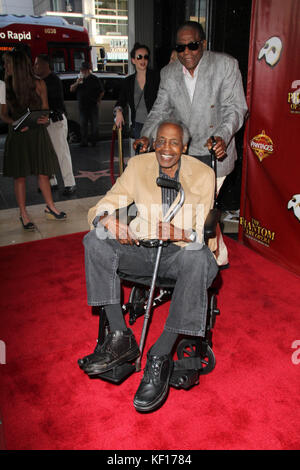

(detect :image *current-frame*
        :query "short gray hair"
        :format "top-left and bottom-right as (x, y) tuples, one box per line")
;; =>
(154, 119), (190, 145)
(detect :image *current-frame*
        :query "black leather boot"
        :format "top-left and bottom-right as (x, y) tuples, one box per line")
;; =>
(78, 341), (103, 370)
(82, 329), (140, 376)
(133, 352), (173, 412)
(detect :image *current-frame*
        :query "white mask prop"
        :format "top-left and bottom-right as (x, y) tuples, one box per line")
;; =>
(258, 36), (283, 67)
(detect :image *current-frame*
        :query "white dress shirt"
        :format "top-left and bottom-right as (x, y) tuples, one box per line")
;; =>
(182, 62), (200, 102)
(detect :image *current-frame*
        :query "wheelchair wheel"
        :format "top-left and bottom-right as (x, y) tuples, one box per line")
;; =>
(176, 338), (216, 375)
(208, 293), (219, 329)
(128, 285), (149, 324)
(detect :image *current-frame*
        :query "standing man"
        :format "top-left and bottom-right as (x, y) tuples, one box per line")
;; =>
(70, 61), (104, 147)
(34, 54), (76, 196)
(134, 21), (248, 267)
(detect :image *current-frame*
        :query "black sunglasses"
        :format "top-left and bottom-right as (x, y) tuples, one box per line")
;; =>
(175, 41), (201, 53)
(136, 54), (149, 60)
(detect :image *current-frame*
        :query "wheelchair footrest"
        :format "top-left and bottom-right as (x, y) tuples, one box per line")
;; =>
(169, 357), (203, 390)
(96, 362), (136, 384)
(169, 368), (200, 390)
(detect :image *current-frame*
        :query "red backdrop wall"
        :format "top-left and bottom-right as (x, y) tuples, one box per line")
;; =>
(239, 0), (300, 276)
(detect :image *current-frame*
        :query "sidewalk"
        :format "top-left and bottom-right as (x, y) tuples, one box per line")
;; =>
(0, 137), (238, 247)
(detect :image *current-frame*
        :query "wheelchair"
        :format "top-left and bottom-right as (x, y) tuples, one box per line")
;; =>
(79, 199), (221, 391)
(78, 138), (221, 391)
(121, 270), (220, 390)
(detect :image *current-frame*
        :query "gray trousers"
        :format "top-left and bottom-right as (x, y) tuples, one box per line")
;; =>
(83, 230), (218, 337)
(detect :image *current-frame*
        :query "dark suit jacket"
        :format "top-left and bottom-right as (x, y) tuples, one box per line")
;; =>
(115, 69), (160, 124)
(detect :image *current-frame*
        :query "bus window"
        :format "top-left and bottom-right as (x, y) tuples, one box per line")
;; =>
(73, 50), (86, 71)
(50, 49), (66, 72)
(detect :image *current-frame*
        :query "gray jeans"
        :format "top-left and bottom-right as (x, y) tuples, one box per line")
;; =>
(83, 230), (218, 337)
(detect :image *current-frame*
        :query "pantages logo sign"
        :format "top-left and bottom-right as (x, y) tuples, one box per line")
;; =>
(250, 130), (274, 162)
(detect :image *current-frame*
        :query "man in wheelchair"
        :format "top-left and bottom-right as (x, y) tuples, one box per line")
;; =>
(80, 120), (219, 412)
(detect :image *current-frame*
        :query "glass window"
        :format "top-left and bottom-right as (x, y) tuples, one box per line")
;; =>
(185, 0), (207, 34)
(95, 0), (128, 16)
(95, 18), (127, 36)
(51, 0), (60, 11)
(51, 50), (66, 72)
(73, 50), (86, 71)
(96, 0), (117, 10)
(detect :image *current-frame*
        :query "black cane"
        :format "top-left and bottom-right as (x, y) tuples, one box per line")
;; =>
(135, 177), (185, 372)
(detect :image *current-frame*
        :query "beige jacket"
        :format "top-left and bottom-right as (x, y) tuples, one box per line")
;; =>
(88, 152), (216, 249)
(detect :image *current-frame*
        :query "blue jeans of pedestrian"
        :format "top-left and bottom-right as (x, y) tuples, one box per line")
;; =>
(83, 230), (218, 337)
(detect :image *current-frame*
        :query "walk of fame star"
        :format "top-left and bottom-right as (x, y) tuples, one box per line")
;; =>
(75, 169), (111, 182)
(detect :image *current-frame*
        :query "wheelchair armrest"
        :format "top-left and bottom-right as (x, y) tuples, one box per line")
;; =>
(114, 204), (221, 244)
(204, 208), (221, 243)
(114, 203), (137, 225)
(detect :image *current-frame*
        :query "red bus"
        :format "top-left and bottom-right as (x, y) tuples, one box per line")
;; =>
(0, 14), (91, 73)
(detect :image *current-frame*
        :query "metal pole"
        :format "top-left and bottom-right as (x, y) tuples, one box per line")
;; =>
(118, 126), (124, 175)
(135, 183), (185, 372)
(135, 242), (164, 372)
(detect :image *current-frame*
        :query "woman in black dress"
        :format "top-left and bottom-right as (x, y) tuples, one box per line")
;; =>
(1, 50), (66, 230)
(114, 42), (160, 140)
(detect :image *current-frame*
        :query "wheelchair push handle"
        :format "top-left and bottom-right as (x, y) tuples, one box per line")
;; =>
(209, 135), (217, 173)
(208, 135), (218, 206)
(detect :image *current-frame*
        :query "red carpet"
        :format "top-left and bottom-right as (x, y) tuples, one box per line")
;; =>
(0, 233), (299, 450)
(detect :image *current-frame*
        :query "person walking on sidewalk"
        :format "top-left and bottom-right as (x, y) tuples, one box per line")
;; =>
(34, 54), (76, 196)
(70, 61), (104, 147)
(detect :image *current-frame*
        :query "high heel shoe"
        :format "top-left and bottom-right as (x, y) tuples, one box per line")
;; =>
(44, 205), (67, 220)
(19, 216), (36, 231)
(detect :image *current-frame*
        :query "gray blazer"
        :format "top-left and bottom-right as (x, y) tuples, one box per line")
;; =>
(141, 51), (248, 177)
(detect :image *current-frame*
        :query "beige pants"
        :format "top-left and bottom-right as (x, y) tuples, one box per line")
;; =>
(48, 114), (75, 188)
(216, 176), (228, 266)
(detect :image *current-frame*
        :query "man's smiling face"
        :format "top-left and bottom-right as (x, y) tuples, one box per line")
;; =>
(154, 123), (187, 178)
(176, 27), (205, 75)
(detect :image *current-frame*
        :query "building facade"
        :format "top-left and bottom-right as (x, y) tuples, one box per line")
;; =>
(1, 0), (251, 81)
(32, 0), (129, 72)
(0, 0), (34, 15)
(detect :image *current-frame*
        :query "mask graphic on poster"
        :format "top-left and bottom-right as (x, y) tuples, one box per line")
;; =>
(258, 36), (283, 67)
(287, 195), (300, 222)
